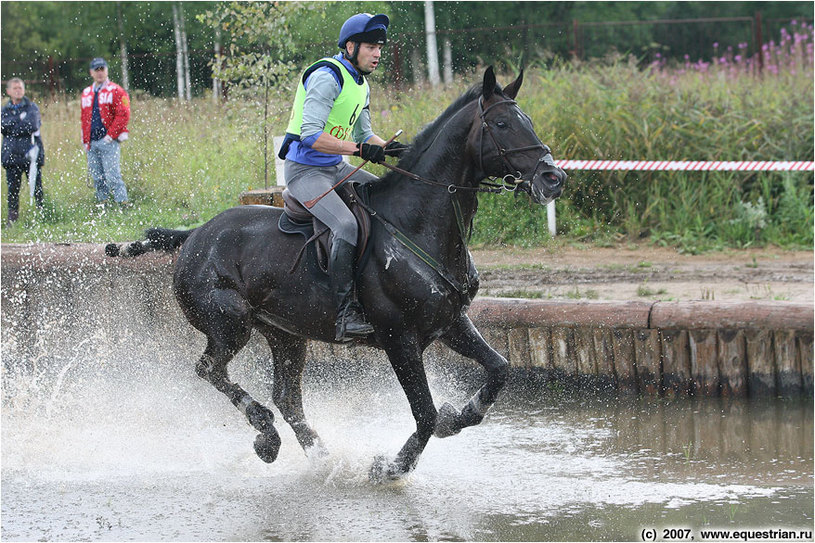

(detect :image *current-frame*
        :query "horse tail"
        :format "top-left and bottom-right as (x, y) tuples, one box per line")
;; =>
(105, 227), (196, 258)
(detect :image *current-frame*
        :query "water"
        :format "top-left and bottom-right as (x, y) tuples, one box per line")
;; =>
(2, 348), (812, 541)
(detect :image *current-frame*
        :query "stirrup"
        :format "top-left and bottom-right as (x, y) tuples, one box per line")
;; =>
(335, 304), (374, 341)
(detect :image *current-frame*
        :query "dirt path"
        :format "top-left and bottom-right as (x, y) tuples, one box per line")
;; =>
(470, 243), (813, 303)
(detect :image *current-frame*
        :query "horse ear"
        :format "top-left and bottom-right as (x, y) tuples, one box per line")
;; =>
(482, 66), (496, 100)
(503, 69), (524, 99)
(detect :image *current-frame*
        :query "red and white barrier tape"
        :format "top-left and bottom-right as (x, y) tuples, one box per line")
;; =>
(555, 160), (814, 171)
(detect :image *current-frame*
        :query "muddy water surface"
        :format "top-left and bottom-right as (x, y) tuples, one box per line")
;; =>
(2, 353), (812, 541)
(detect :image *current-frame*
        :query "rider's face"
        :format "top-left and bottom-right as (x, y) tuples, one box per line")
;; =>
(351, 42), (383, 73)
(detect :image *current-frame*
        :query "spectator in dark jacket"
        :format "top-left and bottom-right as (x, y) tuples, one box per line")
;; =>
(2, 78), (44, 225)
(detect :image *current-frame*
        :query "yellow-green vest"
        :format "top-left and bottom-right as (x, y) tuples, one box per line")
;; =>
(285, 57), (369, 142)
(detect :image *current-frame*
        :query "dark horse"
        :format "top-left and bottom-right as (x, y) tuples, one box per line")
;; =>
(111, 67), (566, 481)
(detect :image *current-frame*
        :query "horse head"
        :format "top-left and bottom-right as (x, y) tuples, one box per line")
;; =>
(472, 67), (567, 205)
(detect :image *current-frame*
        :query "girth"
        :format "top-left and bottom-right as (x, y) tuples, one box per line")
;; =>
(278, 183), (371, 274)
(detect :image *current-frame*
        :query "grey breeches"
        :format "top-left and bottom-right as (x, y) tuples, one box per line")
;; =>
(284, 160), (378, 246)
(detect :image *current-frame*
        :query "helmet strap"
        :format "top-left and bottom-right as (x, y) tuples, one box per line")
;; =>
(344, 42), (372, 76)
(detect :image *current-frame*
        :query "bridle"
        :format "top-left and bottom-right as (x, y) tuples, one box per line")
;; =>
(477, 96), (550, 186)
(356, 94), (558, 298)
(378, 94), (551, 194)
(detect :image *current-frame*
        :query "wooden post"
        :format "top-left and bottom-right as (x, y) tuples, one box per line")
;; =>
(593, 328), (616, 391)
(718, 329), (748, 397)
(634, 329), (661, 395)
(481, 327), (509, 359)
(551, 327), (575, 382)
(573, 328), (597, 388)
(528, 327), (553, 370)
(797, 331), (813, 394)
(745, 329), (776, 396)
(774, 329), (801, 396)
(661, 329), (691, 397)
(689, 330), (719, 396)
(508, 327), (531, 368)
(611, 329), (638, 394)
(238, 187), (284, 207)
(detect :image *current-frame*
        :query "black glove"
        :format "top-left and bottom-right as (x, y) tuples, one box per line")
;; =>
(384, 141), (409, 157)
(354, 142), (386, 164)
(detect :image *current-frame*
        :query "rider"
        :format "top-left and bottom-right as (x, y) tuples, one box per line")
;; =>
(279, 13), (407, 342)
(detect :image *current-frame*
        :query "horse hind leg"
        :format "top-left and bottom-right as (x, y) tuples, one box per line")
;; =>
(259, 329), (326, 457)
(194, 289), (281, 463)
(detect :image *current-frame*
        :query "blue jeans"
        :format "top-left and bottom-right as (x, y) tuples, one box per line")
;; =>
(88, 139), (128, 203)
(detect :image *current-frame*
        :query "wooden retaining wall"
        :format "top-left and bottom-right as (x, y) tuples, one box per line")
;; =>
(2, 243), (812, 398)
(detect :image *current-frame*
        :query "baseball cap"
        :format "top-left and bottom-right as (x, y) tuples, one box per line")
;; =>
(90, 58), (108, 70)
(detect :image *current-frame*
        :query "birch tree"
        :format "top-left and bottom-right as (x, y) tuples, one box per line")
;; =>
(172, 2), (191, 101)
(117, 2), (130, 91)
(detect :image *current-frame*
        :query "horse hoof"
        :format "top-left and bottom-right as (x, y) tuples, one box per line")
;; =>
(246, 402), (275, 433)
(369, 455), (405, 483)
(104, 243), (120, 257)
(306, 440), (330, 459)
(254, 430), (281, 463)
(433, 402), (463, 438)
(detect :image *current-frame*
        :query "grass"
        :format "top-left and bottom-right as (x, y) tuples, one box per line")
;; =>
(564, 287), (600, 300)
(1, 49), (812, 251)
(636, 283), (668, 297)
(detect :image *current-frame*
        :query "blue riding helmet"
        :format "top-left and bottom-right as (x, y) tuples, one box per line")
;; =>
(338, 13), (389, 49)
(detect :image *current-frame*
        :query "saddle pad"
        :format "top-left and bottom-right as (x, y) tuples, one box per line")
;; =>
(278, 212), (314, 239)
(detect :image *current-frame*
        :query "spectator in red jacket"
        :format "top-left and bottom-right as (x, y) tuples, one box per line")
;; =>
(80, 58), (131, 208)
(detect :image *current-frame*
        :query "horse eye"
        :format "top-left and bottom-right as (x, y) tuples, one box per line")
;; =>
(496, 121), (507, 128)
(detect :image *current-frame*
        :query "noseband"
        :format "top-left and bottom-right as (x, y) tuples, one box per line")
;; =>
(478, 96), (548, 186)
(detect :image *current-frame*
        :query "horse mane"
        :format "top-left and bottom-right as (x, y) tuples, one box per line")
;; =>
(384, 79), (504, 179)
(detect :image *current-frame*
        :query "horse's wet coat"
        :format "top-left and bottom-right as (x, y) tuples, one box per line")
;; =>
(119, 67), (566, 480)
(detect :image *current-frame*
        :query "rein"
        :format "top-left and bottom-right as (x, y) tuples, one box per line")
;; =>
(350, 96), (551, 298)
(378, 161), (505, 194)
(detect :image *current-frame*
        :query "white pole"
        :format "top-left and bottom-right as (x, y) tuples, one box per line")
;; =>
(442, 37), (453, 84)
(547, 201), (557, 236)
(424, 0), (440, 87)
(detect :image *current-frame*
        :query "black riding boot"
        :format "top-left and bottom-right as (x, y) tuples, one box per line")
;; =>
(330, 239), (374, 341)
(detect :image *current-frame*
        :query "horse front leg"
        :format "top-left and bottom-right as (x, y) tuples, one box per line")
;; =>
(435, 314), (509, 438)
(370, 336), (437, 482)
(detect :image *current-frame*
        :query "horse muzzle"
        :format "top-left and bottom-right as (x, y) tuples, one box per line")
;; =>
(527, 153), (566, 205)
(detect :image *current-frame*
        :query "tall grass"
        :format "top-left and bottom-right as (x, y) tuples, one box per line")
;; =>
(2, 28), (812, 251)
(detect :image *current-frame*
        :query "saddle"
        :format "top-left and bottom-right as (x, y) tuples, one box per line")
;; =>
(278, 183), (371, 274)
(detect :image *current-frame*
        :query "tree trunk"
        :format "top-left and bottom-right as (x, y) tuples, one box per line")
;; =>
(117, 1), (130, 91)
(442, 37), (453, 85)
(423, 0), (440, 87)
(172, 2), (184, 100)
(180, 3), (191, 100)
(213, 27), (222, 103)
